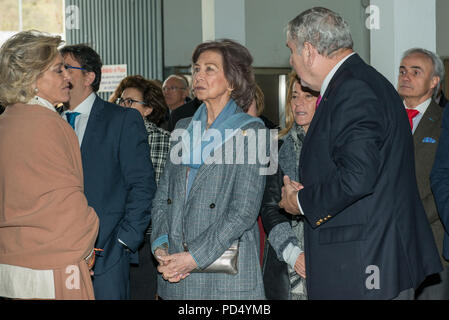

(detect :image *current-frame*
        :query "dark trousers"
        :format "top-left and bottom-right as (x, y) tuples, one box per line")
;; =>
(92, 253), (130, 300)
(130, 238), (158, 300)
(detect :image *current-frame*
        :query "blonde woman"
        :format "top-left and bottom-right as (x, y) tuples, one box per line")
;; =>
(0, 31), (99, 300)
(261, 71), (319, 300)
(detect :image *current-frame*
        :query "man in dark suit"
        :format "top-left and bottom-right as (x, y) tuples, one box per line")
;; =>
(397, 48), (449, 299)
(60, 44), (156, 299)
(431, 105), (449, 297)
(279, 7), (442, 299)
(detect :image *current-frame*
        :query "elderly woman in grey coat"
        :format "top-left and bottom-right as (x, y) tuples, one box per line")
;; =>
(261, 71), (319, 300)
(150, 39), (269, 300)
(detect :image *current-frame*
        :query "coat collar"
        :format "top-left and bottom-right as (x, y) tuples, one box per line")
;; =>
(413, 100), (444, 145)
(177, 107), (250, 204)
(303, 54), (363, 145)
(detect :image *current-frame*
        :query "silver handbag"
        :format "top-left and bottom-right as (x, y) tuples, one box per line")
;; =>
(190, 240), (239, 275)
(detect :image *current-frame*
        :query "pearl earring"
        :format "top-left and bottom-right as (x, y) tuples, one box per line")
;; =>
(34, 88), (39, 93)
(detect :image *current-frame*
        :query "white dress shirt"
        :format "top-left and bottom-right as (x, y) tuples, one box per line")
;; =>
(405, 98), (431, 134)
(61, 92), (96, 147)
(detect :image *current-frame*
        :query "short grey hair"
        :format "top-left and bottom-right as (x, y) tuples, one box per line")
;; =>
(401, 48), (445, 99)
(287, 7), (353, 57)
(164, 74), (189, 89)
(164, 74), (190, 96)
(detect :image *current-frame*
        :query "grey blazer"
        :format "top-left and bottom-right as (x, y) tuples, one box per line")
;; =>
(151, 110), (268, 300)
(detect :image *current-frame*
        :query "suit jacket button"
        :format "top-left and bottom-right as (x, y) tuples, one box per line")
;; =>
(167, 198), (172, 204)
(209, 203), (216, 209)
(316, 221), (321, 226)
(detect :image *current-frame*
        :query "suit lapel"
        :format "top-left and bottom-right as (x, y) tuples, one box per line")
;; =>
(184, 108), (250, 204)
(186, 162), (218, 204)
(173, 118), (219, 205)
(301, 54), (360, 162)
(413, 101), (442, 148)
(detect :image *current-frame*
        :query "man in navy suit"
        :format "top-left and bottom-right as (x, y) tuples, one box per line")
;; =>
(279, 7), (442, 299)
(430, 101), (449, 298)
(60, 44), (156, 299)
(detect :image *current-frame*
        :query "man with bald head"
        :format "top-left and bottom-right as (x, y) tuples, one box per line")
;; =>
(162, 74), (202, 131)
(162, 74), (189, 112)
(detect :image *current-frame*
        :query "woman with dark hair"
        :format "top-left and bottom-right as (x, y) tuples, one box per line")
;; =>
(111, 75), (168, 128)
(150, 39), (268, 299)
(110, 75), (170, 184)
(0, 30), (99, 300)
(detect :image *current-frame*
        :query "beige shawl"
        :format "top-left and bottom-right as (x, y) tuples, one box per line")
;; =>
(0, 103), (98, 270)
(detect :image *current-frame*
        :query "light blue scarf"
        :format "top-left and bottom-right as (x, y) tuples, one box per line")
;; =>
(181, 99), (263, 198)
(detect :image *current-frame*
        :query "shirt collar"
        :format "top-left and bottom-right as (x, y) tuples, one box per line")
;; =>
(65, 92), (96, 115)
(404, 97), (432, 115)
(320, 52), (356, 97)
(27, 95), (57, 112)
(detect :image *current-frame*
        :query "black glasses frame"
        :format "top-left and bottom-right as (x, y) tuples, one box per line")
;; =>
(116, 97), (147, 107)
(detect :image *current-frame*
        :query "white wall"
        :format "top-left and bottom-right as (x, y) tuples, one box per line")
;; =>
(214, 0), (246, 44)
(436, 0), (449, 59)
(370, 0), (436, 86)
(245, 0), (370, 67)
(163, 0), (370, 68)
(163, 0), (203, 67)
(163, 0), (448, 70)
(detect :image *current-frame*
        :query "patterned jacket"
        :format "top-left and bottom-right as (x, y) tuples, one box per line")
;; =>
(145, 119), (170, 185)
(151, 112), (268, 300)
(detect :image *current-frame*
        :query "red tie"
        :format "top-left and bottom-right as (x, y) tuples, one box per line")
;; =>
(316, 95), (322, 109)
(406, 109), (419, 130)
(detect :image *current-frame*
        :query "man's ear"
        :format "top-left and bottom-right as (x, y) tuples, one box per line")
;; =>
(303, 42), (317, 67)
(430, 76), (440, 92)
(84, 71), (96, 88)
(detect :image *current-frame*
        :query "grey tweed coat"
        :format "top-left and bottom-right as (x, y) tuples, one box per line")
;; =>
(151, 111), (268, 300)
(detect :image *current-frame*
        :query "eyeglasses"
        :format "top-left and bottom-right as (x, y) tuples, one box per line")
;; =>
(64, 64), (86, 71)
(162, 86), (186, 92)
(116, 97), (147, 108)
